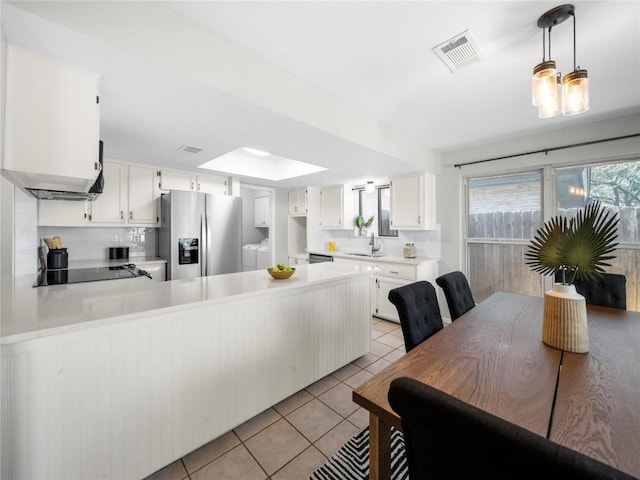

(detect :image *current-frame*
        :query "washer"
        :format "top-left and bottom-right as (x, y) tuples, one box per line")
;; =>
(242, 244), (260, 271)
(256, 245), (270, 270)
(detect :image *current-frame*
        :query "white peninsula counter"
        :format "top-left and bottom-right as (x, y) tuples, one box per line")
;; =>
(1, 263), (372, 480)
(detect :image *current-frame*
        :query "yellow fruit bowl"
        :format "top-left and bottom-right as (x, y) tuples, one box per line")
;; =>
(267, 267), (296, 279)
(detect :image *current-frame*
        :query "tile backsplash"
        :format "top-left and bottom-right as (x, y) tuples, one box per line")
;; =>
(311, 224), (441, 259)
(38, 226), (157, 262)
(14, 188), (39, 274)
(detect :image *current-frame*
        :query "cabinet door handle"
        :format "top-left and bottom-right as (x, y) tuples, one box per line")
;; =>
(418, 215), (421, 224)
(390, 270), (399, 275)
(120, 211), (124, 220)
(129, 211), (133, 220)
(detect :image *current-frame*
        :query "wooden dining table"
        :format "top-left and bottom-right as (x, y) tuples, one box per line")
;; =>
(353, 291), (640, 480)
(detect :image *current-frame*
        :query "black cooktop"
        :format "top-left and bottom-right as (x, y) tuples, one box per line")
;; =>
(34, 264), (152, 287)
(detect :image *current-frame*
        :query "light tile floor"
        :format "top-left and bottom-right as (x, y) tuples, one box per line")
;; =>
(145, 317), (404, 480)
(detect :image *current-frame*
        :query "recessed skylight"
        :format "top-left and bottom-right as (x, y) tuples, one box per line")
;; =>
(243, 147), (270, 156)
(198, 148), (326, 181)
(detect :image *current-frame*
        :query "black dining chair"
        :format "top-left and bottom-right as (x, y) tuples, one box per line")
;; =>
(555, 272), (627, 310)
(575, 273), (627, 309)
(388, 376), (636, 480)
(388, 281), (443, 352)
(435, 271), (476, 321)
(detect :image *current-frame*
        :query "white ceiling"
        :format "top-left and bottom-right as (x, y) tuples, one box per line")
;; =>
(2, 1), (639, 189)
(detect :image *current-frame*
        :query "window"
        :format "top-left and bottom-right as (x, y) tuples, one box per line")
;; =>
(466, 171), (543, 301)
(468, 172), (542, 239)
(555, 160), (640, 243)
(464, 159), (639, 311)
(354, 186), (398, 237)
(555, 160), (640, 311)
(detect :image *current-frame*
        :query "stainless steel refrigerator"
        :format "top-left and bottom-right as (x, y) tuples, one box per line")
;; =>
(159, 190), (242, 280)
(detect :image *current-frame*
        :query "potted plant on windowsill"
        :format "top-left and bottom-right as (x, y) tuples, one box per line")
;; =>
(355, 215), (375, 236)
(525, 200), (619, 353)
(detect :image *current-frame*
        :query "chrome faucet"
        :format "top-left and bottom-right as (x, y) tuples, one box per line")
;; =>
(369, 232), (381, 256)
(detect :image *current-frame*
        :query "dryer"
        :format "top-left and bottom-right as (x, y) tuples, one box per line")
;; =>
(242, 244), (260, 271)
(256, 244), (270, 270)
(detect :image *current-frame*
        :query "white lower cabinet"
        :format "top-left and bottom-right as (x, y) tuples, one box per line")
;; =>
(334, 256), (437, 323)
(136, 261), (166, 282)
(288, 254), (309, 266)
(375, 276), (407, 320)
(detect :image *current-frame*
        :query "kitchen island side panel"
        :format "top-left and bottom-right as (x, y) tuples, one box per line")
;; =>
(1, 275), (371, 480)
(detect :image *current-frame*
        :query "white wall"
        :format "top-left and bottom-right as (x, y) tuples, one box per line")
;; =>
(437, 113), (640, 276)
(273, 188), (289, 265)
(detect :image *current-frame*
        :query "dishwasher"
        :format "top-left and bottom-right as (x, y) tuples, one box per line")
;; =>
(309, 253), (334, 264)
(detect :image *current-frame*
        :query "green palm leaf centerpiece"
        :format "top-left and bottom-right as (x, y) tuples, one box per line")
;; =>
(525, 200), (619, 284)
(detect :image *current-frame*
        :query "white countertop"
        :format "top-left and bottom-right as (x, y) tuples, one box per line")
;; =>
(309, 250), (439, 265)
(0, 263), (372, 345)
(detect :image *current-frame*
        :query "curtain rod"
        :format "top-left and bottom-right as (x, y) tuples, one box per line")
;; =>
(453, 133), (640, 169)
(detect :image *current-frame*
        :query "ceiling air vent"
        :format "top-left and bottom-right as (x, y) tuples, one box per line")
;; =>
(433, 29), (482, 72)
(178, 144), (203, 154)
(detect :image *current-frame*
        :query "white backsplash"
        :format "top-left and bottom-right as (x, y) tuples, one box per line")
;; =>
(14, 188), (38, 274)
(38, 226), (157, 262)
(313, 225), (441, 259)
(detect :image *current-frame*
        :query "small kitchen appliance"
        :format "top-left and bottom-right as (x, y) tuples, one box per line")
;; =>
(109, 246), (129, 259)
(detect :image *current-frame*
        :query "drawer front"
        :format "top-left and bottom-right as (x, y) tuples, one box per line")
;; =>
(376, 263), (416, 281)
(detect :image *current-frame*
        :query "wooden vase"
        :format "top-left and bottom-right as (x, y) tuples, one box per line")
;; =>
(542, 283), (589, 353)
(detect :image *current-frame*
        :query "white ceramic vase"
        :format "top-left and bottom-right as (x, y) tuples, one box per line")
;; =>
(542, 283), (589, 353)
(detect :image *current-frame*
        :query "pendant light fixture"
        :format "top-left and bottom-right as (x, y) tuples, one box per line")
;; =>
(365, 181), (375, 193)
(532, 4), (589, 118)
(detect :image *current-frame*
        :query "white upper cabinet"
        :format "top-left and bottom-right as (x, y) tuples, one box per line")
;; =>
(254, 196), (270, 227)
(390, 173), (436, 230)
(288, 189), (307, 215)
(196, 175), (227, 195)
(320, 185), (353, 229)
(128, 165), (160, 225)
(158, 170), (194, 192)
(3, 44), (101, 193)
(38, 200), (88, 227)
(38, 162), (161, 227)
(89, 161), (127, 223)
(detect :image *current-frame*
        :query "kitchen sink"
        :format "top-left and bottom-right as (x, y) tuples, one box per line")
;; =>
(344, 252), (385, 258)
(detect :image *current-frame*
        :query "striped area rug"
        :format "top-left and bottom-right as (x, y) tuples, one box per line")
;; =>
(310, 426), (408, 480)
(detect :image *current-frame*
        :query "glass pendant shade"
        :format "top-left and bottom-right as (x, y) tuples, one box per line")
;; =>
(532, 60), (558, 106)
(562, 69), (589, 116)
(532, 5), (589, 119)
(538, 75), (562, 118)
(365, 181), (375, 193)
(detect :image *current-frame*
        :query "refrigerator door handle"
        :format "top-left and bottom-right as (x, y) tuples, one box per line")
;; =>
(201, 213), (207, 277)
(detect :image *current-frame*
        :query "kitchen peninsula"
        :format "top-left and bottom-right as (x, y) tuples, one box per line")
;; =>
(0, 263), (372, 479)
